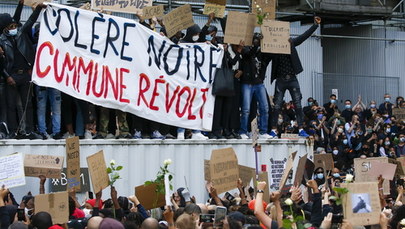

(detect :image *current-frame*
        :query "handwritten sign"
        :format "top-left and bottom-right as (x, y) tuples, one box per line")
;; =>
(86, 151), (109, 192)
(210, 147), (239, 194)
(66, 137), (80, 191)
(269, 158), (286, 190)
(35, 192), (69, 224)
(238, 165), (256, 186)
(163, 4), (195, 38)
(0, 153), (25, 189)
(203, 3), (225, 18)
(313, 154), (334, 171)
(224, 11), (256, 46)
(393, 108), (405, 120)
(91, 0), (152, 14)
(24, 154), (64, 179)
(354, 158), (391, 195)
(254, 172), (270, 203)
(135, 183), (165, 210)
(142, 5), (165, 19)
(261, 20), (291, 54)
(279, 151), (296, 192)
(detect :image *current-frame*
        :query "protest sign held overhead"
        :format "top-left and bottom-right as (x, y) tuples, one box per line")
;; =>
(66, 136), (81, 191)
(224, 11), (256, 46)
(163, 4), (195, 38)
(142, 5), (165, 19)
(203, 3), (225, 18)
(209, 147), (239, 194)
(135, 183), (165, 210)
(261, 20), (291, 54)
(0, 153), (25, 189)
(24, 154), (64, 179)
(32, 3), (224, 131)
(35, 192), (69, 224)
(87, 151), (109, 192)
(91, 0), (152, 14)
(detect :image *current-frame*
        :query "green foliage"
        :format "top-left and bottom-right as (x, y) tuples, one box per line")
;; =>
(332, 187), (349, 206)
(107, 160), (122, 186)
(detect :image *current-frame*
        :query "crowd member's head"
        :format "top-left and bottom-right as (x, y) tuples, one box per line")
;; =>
(0, 13), (17, 36)
(183, 203), (202, 221)
(396, 96), (404, 107)
(174, 213), (195, 229)
(344, 100), (352, 110)
(384, 93), (391, 103)
(314, 167), (325, 186)
(252, 33), (262, 47)
(125, 212), (145, 226)
(87, 216), (103, 229)
(307, 97), (314, 106)
(31, 211), (53, 229)
(141, 217), (159, 229)
(8, 221), (28, 229)
(329, 94), (337, 104)
(99, 217), (125, 229)
(206, 25), (218, 42)
(182, 24), (201, 43)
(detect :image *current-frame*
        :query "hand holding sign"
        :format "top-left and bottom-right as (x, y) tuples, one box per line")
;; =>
(314, 16), (321, 25)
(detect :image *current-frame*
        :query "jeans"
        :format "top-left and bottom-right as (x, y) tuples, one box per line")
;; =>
(272, 76), (304, 128)
(36, 86), (61, 134)
(240, 83), (269, 134)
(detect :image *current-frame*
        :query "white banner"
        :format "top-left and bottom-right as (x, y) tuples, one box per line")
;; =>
(33, 3), (224, 131)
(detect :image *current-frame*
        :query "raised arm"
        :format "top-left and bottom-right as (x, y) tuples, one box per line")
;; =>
(254, 182), (274, 229)
(291, 16), (321, 46)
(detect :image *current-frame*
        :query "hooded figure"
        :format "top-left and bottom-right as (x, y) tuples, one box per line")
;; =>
(181, 24), (201, 43)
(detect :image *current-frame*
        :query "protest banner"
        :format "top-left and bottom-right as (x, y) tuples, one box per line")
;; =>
(278, 151), (297, 192)
(313, 153), (334, 171)
(203, 3), (225, 18)
(24, 154), (64, 179)
(261, 20), (291, 54)
(142, 5), (165, 19)
(91, 0), (152, 14)
(341, 182), (380, 226)
(393, 108), (405, 120)
(33, 3), (224, 131)
(66, 137), (81, 191)
(163, 5), (195, 38)
(0, 153), (25, 189)
(396, 157), (405, 175)
(86, 151), (109, 192)
(252, 0), (276, 19)
(135, 183), (165, 210)
(35, 192), (69, 224)
(24, 0), (50, 7)
(354, 158), (390, 195)
(224, 11), (256, 46)
(50, 168), (91, 193)
(210, 147), (239, 194)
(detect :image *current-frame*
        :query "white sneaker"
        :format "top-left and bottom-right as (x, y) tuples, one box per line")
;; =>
(191, 132), (208, 140)
(177, 132), (185, 140)
(240, 134), (249, 139)
(259, 133), (273, 139)
(84, 130), (93, 139)
(106, 133), (115, 139)
(62, 132), (75, 139)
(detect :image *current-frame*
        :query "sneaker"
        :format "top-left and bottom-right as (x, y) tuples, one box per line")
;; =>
(106, 133), (115, 139)
(40, 132), (51, 140)
(62, 132), (75, 139)
(269, 130), (278, 139)
(191, 132), (208, 140)
(51, 132), (64, 140)
(116, 133), (132, 139)
(298, 129), (310, 137)
(84, 130), (93, 139)
(133, 130), (142, 139)
(27, 132), (43, 140)
(177, 131), (185, 140)
(259, 133), (273, 139)
(207, 133), (217, 139)
(0, 122), (9, 136)
(152, 130), (165, 139)
(165, 133), (176, 139)
(240, 133), (249, 139)
(93, 133), (105, 139)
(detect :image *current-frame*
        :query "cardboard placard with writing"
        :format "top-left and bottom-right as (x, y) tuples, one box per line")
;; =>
(0, 153), (25, 189)
(313, 153), (334, 171)
(253, 172), (270, 203)
(91, 0), (152, 14)
(393, 108), (405, 120)
(354, 158), (390, 195)
(204, 160), (211, 181)
(252, 0), (276, 18)
(50, 168), (91, 193)
(396, 157), (405, 176)
(388, 158), (404, 176)
(224, 11), (256, 46)
(35, 192), (69, 224)
(86, 151), (109, 192)
(279, 151), (297, 192)
(203, 3), (225, 18)
(163, 5), (194, 38)
(135, 183), (165, 210)
(210, 147), (239, 194)
(239, 165), (256, 186)
(293, 154), (308, 186)
(24, 154), (64, 179)
(341, 182), (380, 226)
(142, 5), (165, 20)
(261, 20), (291, 54)
(66, 137), (80, 191)
(24, 0), (50, 7)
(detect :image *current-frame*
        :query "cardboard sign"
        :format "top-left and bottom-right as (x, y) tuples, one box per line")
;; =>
(206, 0), (226, 5)
(313, 154), (334, 171)
(203, 3), (225, 18)
(35, 192), (69, 224)
(224, 11), (256, 46)
(251, 117), (258, 147)
(142, 5), (165, 19)
(238, 165), (256, 186)
(210, 147), (239, 194)
(396, 157), (405, 175)
(163, 5), (194, 38)
(66, 137), (81, 191)
(341, 182), (380, 226)
(293, 154), (308, 186)
(253, 172), (270, 203)
(280, 133), (299, 139)
(393, 108), (405, 120)
(135, 183), (165, 210)
(252, 0), (276, 19)
(269, 158), (286, 190)
(204, 160), (211, 181)
(279, 151), (297, 192)
(0, 153), (25, 189)
(24, 154), (64, 179)
(91, 0), (152, 14)
(50, 168), (91, 193)
(86, 151), (109, 192)
(369, 161), (396, 181)
(24, 0), (50, 7)
(354, 158), (391, 195)
(261, 20), (291, 54)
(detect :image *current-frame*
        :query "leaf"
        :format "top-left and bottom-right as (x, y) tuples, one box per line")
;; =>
(106, 167), (112, 174)
(333, 187), (349, 194)
(144, 181), (153, 186)
(116, 166), (123, 171)
(283, 219), (293, 229)
(170, 184), (173, 191)
(336, 199), (342, 206)
(169, 175), (173, 181)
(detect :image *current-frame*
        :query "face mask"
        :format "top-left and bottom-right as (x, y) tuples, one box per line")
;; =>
(401, 137), (405, 143)
(338, 128), (344, 133)
(357, 131), (363, 136)
(386, 128), (391, 133)
(316, 173), (324, 180)
(385, 141), (390, 146)
(332, 150), (339, 155)
(385, 97), (390, 102)
(333, 173), (340, 178)
(331, 99), (336, 104)
(8, 28), (17, 36)
(370, 104), (376, 108)
(343, 139), (348, 145)
(25, 207), (33, 218)
(308, 102), (313, 106)
(317, 114), (323, 120)
(278, 119), (283, 124)
(367, 128), (373, 133)
(205, 34), (212, 41)
(83, 208), (92, 218)
(345, 105), (351, 109)
(383, 114), (389, 118)
(192, 35), (199, 42)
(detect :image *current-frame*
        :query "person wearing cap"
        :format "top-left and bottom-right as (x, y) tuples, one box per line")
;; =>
(0, 2), (46, 139)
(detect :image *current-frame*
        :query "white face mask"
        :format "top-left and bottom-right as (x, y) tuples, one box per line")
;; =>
(83, 208), (92, 218)
(338, 128), (344, 133)
(332, 150), (339, 155)
(25, 207), (33, 218)
(192, 35), (199, 42)
(8, 28), (17, 36)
